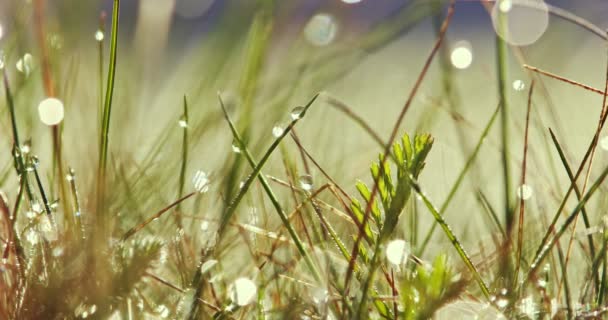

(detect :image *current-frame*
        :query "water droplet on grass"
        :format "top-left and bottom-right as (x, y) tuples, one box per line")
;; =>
(193, 170), (210, 193)
(200, 259), (218, 274)
(513, 79), (525, 91)
(499, 0), (513, 13)
(16, 53), (33, 76)
(272, 125), (284, 138)
(231, 140), (241, 153)
(304, 13), (338, 46)
(231, 277), (257, 306)
(386, 239), (410, 265)
(155, 304), (169, 318)
(25, 229), (39, 244)
(200, 220), (210, 231)
(66, 168), (75, 181)
(95, 30), (104, 42)
(178, 117), (188, 128)
(517, 184), (533, 200)
(21, 140), (31, 154)
(299, 174), (313, 191)
(290, 106), (305, 120)
(496, 298), (509, 308)
(32, 202), (42, 213)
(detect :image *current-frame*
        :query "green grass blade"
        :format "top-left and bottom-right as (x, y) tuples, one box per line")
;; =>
(418, 105), (500, 255)
(97, 0), (121, 215)
(410, 177), (491, 299)
(527, 163), (608, 279)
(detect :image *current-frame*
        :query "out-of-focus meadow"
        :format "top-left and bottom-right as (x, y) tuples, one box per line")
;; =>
(2, 0), (608, 319)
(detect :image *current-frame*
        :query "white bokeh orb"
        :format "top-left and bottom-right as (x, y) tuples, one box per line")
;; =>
(450, 42), (473, 70)
(38, 98), (65, 126)
(491, 0), (549, 46)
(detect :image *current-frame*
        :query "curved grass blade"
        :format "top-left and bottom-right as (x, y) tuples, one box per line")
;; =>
(410, 177), (491, 299)
(418, 104), (500, 255)
(527, 163), (608, 280)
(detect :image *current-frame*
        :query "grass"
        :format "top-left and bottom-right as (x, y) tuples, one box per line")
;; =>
(3, 0), (608, 319)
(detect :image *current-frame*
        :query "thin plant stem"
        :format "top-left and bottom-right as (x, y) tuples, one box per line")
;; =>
(97, 0), (121, 224)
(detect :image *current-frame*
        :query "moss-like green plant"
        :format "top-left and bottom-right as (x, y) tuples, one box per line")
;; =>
(355, 133), (433, 318)
(400, 254), (467, 320)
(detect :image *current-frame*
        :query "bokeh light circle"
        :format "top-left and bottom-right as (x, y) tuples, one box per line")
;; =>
(491, 0), (549, 46)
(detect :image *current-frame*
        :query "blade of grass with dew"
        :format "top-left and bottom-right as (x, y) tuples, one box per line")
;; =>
(410, 177), (491, 299)
(548, 129), (598, 285)
(495, 1), (514, 242)
(513, 81), (535, 289)
(222, 0), (275, 220)
(527, 163), (608, 280)
(3, 69), (35, 214)
(66, 167), (84, 239)
(418, 104), (500, 255)
(175, 95), (189, 228)
(186, 93), (323, 319)
(97, 0), (120, 225)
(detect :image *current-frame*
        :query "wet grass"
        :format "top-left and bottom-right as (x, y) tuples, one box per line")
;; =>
(2, 0), (608, 319)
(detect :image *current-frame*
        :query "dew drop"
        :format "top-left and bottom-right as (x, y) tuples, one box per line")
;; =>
(21, 140), (31, 154)
(499, 0), (513, 13)
(38, 97), (65, 126)
(231, 277), (257, 306)
(200, 259), (218, 274)
(512, 79), (525, 91)
(299, 174), (314, 191)
(178, 117), (188, 128)
(154, 304), (169, 318)
(386, 239), (410, 265)
(0, 53), (4, 70)
(200, 220), (210, 231)
(95, 30), (104, 42)
(342, 0), (362, 3)
(66, 168), (75, 181)
(496, 298), (509, 308)
(450, 41), (473, 70)
(192, 170), (210, 193)
(25, 229), (39, 244)
(0, 23), (4, 40)
(52, 246), (64, 257)
(231, 140), (241, 153)
(290, 106), (305, 120)
(517, 184), (533, 200)
(31, 202), (42, 213)
(272, 125), (284, 138)
(16, 53), (33, 76)
(491, 0), (549, 46)
(304, 13), (338, 47)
